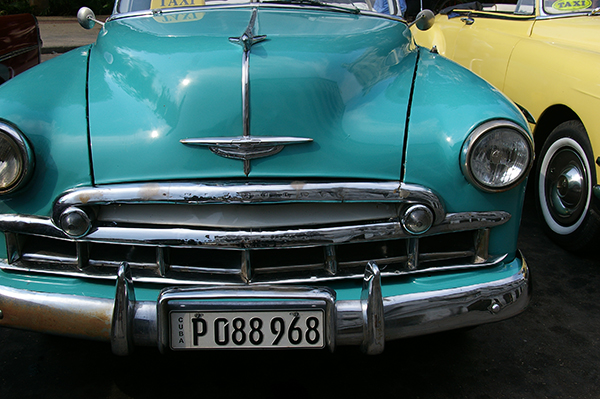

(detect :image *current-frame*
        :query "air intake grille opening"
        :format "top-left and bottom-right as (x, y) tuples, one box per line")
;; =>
(6, 228), (492, 284)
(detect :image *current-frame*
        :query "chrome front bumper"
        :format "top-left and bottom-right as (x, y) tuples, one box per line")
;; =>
(0, 252), (530, 355)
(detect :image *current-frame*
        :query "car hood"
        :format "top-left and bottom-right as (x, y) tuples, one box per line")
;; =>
(88, 7), (415, 183)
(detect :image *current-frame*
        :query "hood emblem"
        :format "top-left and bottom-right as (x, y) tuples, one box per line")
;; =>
(181, 136), (313, 176)
(181, 8), (312, 176)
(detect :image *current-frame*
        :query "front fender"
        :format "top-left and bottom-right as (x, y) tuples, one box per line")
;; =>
(0, 47), (92, 217)
(405, 48), (531, 256)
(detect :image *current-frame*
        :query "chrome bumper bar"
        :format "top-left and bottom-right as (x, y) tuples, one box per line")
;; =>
(0, 252), (530, 354)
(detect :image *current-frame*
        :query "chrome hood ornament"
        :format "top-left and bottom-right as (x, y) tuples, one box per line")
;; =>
(181, 8), (313, 176)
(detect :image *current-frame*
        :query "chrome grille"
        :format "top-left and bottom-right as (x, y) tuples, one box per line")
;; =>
(5, 228), (499, 284)
(0, 181), (511, 284)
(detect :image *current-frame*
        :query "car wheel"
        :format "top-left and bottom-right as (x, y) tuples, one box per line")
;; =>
(535, 120), (600, 251)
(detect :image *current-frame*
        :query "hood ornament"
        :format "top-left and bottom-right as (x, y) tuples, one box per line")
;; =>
(181, 8), (312, 176)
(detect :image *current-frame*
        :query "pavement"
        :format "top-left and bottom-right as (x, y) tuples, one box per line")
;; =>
(37, 15), (108, 61)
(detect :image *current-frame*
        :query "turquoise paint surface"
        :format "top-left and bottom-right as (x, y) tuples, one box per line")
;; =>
(87, 8), (414, 183)
(0, 10), (532, 299)
(0, 48), (93, 217)
(404, 48), (532, 258)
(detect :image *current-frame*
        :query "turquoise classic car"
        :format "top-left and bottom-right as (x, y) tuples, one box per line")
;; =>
(0, 0), (532, 354)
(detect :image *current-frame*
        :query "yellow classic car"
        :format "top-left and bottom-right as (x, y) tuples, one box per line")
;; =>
(412, 0), (600, 251)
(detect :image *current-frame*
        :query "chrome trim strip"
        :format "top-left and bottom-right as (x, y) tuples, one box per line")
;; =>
(52, 181), (447, 223)
(180, 137), (313, 146)
(229, 7), (266, 139)
(229, 7), (267, 175)
(0, 252), (530, 352)
(0, 211), (510, 249)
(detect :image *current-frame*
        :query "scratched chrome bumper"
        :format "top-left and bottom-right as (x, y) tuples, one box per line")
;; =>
(0, 252), (530, 354)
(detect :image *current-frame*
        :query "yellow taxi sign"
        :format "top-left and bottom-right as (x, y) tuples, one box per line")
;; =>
(552, 0), (592, 11)
(153, 11), (205, 22)
(151, 0), (205, 8)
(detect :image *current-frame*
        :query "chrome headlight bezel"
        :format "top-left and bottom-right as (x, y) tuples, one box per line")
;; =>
(0, 122), (34, 195)
(461, 120), (533, 193)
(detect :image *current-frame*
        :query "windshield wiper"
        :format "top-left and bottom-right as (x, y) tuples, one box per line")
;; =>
(590, 7), (600, 15)
(260, 0), (360, 14)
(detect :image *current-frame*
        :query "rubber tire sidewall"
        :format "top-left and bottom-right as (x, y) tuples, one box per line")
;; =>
(535, 120), (600, 251)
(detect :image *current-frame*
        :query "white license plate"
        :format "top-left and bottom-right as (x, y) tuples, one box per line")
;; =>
(170, 309), (325, 349)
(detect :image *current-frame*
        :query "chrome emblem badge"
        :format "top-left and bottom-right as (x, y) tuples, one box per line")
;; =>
(180, 136), (313, 176)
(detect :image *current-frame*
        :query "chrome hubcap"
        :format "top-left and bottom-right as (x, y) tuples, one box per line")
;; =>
(545, 148), (588, 225)
(552, 164), (584, 216)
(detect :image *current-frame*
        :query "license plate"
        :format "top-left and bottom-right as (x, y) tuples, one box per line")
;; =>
(170, 309), (325, 349)
(158, 286), (335, 352)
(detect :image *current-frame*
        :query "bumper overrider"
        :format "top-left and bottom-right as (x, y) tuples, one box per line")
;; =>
(0, 181), (531, 354)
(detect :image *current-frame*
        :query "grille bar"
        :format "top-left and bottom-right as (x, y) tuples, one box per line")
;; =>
(3, 226), (503, 285)
(0, 211), (510, 248)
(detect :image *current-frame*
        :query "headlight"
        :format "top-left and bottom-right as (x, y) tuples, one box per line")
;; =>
(0, 122), (34, 194)
(461, 120), (533, 192)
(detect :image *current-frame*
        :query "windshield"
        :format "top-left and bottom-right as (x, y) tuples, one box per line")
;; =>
(543, 0), (599, 14)
(116, 0), (406, 16)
